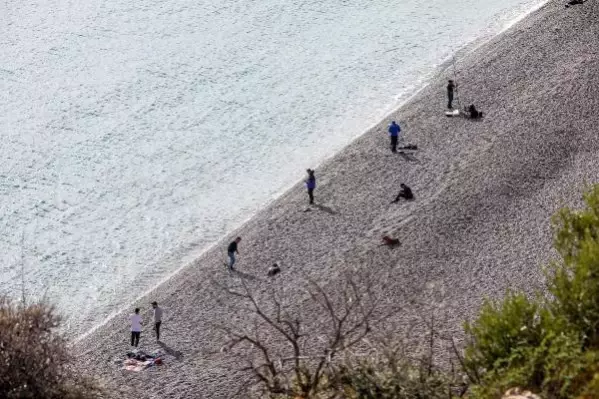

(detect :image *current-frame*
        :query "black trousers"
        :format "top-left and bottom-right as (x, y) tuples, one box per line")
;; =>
(390, 135), (398, 152)
(155, 322), (162, 340)
(394, 192), (413, 202)
(448, 92), (454, 109)
(131, 331), (140, 347)
(308, 188), (314, 204)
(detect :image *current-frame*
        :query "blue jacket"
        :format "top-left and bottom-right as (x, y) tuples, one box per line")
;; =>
(306, 175), (316, 189)
(388, 122), (401, 137)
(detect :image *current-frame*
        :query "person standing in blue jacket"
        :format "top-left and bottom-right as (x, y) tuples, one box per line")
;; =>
(388, 121), (401, 153)
(305, 169), (316, 205)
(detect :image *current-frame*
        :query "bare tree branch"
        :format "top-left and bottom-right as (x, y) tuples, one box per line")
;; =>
(213, 267), (389, 398)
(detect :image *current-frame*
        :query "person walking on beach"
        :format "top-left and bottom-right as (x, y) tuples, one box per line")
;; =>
(391, 183), (414, 203)
(227, 237), (241, 271)
(306, 169), (316, 204)
(388, 121), (401, 153)
(151, 301), (163, 342)
(447, 79), (457, 109)
(130, 308), (142, 347)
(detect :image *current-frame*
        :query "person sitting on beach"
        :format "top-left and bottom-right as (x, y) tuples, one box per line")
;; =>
(465, 104), (483, 119)
(391, 183), (414, 203)
(267, 263), (281, 277)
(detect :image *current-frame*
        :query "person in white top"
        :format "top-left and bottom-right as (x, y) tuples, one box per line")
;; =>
(130, 308), (142, 347)
(151, 301), (164, 341)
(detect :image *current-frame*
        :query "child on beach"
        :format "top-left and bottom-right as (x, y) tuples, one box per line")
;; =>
(306, 169), (316, 205)
(227, 237), (241, 271)
(388, 121), (401, 153)
(130, 308), (142, 347)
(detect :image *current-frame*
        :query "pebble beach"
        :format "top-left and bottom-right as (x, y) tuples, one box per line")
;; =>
(75, 1), (599, 397)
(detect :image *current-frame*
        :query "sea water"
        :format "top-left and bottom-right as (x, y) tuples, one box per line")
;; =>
(0, 0), (544, 335)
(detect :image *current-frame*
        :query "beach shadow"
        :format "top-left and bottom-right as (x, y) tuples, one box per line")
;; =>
(391, 198), (416, 205)
(378, 243), (401, 250)
(313, 204), (337, 215)
(398, 152), (420, 163)
(158, 341), (183, 360)
(233, 270), (258, 281)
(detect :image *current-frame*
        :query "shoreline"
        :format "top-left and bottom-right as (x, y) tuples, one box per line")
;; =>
(73, 0), (550, 344)
(77, 0), (599, 397)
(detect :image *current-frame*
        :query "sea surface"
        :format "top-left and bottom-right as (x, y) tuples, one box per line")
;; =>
(1, 0), (544, 335)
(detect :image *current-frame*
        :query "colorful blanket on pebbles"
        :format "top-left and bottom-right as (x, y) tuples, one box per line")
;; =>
(121, 350), (164, 372)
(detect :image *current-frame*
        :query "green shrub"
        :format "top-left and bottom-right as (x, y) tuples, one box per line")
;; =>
(329, 354), (455, 399)
(464, 293), (544, 375)
(464, 185), (599, 398)
(550, 186), (599, 347)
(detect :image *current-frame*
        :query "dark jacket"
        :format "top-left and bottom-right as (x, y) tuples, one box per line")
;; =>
(227, 241), (238, 253)
(388, 122), (401, 137)
(306, 174), (316, 190)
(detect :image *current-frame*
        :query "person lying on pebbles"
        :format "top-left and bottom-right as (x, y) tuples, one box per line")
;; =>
(381, 235), (401, 247)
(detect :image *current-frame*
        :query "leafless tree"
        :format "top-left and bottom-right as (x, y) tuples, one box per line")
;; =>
(0, 296), (105, 399)
(212, 266), (395, 398)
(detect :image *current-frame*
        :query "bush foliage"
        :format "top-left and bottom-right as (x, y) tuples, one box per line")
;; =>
(0, 298), (104, 399)
(330, 354), (457, 399)
(464, 185), (599, 398)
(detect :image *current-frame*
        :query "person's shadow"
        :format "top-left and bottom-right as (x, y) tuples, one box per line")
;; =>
(313, 204), (337, 215)
(398, 152), (420, 163)
(158, 341), (183, 360)
(233, 270), (258, 281)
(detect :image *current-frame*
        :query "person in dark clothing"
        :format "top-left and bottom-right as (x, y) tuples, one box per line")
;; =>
(227, 237), (241, 271)
(267, 263), (281, 277)
(391, 183), (414, 203)
(447, 80), (457, 109)
(466, 104), (483, 119)
(388, 121), (401, 153)
(306, 169), (316, 204)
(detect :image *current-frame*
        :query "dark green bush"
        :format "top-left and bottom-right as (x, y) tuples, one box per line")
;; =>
(464, 186), (599, 398)
(550, 187), (599, 348)
(464, 293), (544, 375)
